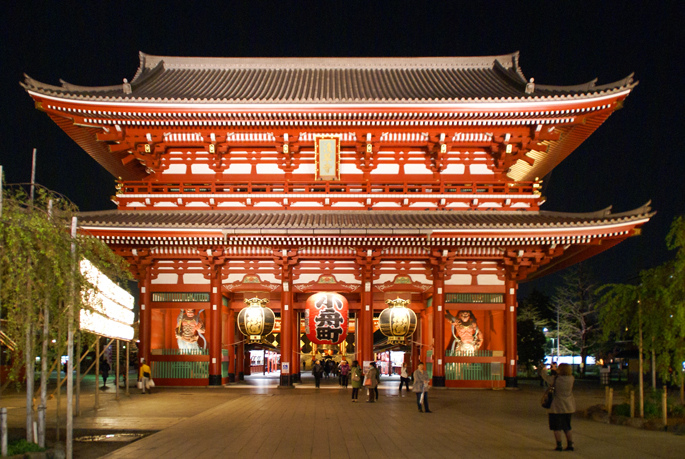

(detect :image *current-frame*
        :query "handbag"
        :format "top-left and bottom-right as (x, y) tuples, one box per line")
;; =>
(351, 371), (360, 382)
(137, 381), (143, 389)
(541, 376), (557, 409)
(148, 378), (155, 388)
(363, 377), (372, 387)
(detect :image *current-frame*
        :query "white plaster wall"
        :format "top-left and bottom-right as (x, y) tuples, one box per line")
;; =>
(445, 274), (473, 285)
(477, 274), (504, 285)
(183, 273), (210, 284)
(162, 164), (187, 174)
(256, 164), (285, 174)
(191, 164), (215, 174)
(151, 273), (179, 284)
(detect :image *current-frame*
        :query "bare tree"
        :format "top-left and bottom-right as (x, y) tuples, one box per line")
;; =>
(551, 264), (600, 375)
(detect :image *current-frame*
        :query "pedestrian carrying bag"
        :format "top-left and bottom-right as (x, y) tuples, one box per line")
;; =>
(541, 376), (557, 409)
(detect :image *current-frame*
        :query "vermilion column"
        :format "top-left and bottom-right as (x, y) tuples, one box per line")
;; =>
(292, 311), (301, 383)
(280, 277), (293, 387)
(208, 263), (223, 386)
(420, 310), (429, 365)
(411, 313), (421, 372)
(227, 309), (236, 382)
(504, 277), (518, 387)
(360, 266), (374, 365)
(139, 265), (152, 365)
(237, 337), (245, 380)
(432, 265), (446, 387)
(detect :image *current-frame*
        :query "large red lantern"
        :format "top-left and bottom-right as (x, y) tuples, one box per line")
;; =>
(305, 292), (348, 345)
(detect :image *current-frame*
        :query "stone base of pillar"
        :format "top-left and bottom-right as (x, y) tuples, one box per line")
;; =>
(279, 375), (293, 387)
(238, 372), (244, 381)
(505, 376), (518, 388)
(208, 374), (222, 386)
(432, 376), (445, 387)
(228, 373), (236, 383)
(292, 372), (301, 383)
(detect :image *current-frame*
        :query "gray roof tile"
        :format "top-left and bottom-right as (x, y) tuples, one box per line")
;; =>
(23, 52), (636, 105)
(77, 206), (653, 232)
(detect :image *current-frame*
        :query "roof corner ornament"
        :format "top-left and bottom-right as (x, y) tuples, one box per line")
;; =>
(525, 78), (535, 95)
(122, 78), (132, 94)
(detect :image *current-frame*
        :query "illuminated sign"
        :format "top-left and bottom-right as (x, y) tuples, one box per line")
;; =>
(79, 259), (135, 340)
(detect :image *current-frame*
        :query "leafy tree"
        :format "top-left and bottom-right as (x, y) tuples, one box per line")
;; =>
(0, 181), (130, 441)
(551, 264), (600, 376)
(598, 215), (685, 415)
(516, 319), (547, 376)
(518, 289), (551, 330)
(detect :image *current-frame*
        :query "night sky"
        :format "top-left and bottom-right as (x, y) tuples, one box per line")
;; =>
(2, 2), (683, 298)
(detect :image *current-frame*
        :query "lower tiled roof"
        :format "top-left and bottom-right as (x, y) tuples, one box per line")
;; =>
(77, 206), (653, 231)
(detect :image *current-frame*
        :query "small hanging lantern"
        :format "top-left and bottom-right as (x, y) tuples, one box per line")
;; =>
(237, 297), (275, 343)
(379, 297), (417, 345)
(305, 292), (348, 345)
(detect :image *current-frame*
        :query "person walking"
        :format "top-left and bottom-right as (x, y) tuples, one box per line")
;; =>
(412, 363), (431, 412)
(399, 362), (410, 394)
(100, 359), (111, 388)
(350, 360), (362, 402)
(365, 362), (379, 403)
(139, 358), (152, 394)
(312, 360), (323, 388)
(539, 362), (575, 451)
(374, 362), (381, 401)
(339, 359), (350, 388)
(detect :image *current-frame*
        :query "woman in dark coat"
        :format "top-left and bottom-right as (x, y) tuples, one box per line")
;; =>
(539, 363), (576, 451)
(349, 360), (363, 402)
(312, 360), (323, 388)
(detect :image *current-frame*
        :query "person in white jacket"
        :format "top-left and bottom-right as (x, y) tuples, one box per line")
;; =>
(539, 363), (576, 451)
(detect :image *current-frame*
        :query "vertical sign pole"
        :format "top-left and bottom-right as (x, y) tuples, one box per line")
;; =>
(115, 340), (120, 400)
(126, 342), (130, 396)
(66, 216), (77, 459)
(94, 337), (100, 410)
(30, 148), (37, 203)
(76, 332), (81, 416)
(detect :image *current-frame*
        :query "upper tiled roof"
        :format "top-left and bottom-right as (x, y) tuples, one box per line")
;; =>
(22, 52), (636, 105)
(77, 204), (653, 233)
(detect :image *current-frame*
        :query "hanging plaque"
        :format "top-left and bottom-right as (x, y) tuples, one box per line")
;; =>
(304, 292), (348, 345)
(314, 135), (340, 181)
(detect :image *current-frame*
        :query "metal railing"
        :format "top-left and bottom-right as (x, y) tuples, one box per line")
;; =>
(152, 361), (209, 379)
(445, 362), (503, 381)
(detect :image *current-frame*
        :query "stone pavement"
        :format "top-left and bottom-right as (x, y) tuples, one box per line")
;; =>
(2, 374), (684, 458)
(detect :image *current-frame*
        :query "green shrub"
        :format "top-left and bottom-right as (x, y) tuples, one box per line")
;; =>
(613, 403), (631, 417)
(7, 439), (46, 455)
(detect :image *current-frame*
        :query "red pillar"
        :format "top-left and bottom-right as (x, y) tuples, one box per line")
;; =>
(227, 309), (236, 382)
(411, 313), (421, 372)
(209, 263), (223, 386)
(280, 277), (293, 387)
(237, 338), (245, 380)
(504, 277), (518, 387)
(420, 310), (429, 366)
(292, 311), (301, 382)
(432, 265), (446, 387)
(139, 265), (152, 365)
(360, 266), (374, 366)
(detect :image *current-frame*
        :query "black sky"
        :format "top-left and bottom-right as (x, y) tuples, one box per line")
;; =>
(2, 1), (683, 298)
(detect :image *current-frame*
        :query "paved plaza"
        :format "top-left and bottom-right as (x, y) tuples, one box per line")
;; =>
(2, 374), (683, 458)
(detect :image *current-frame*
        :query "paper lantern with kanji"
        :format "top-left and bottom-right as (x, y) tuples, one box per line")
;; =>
(378, 297), (417, 345)
(304, 292), (348, 345)
(237, 297), (275, 343)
